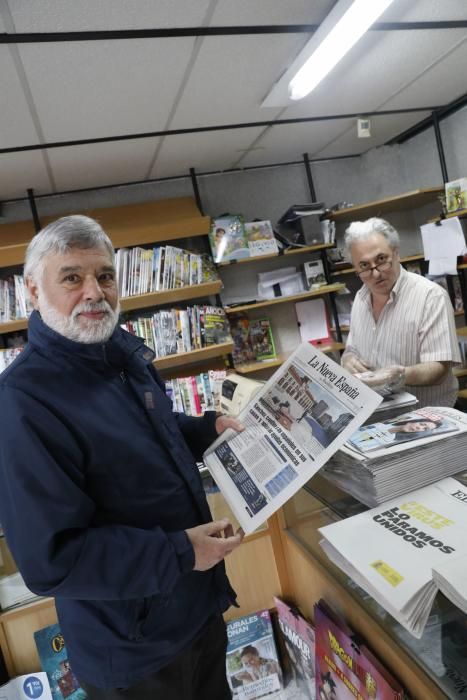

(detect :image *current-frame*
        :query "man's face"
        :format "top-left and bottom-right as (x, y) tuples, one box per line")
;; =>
(27, 247), (120, 344)
(350, 233), (400, 297)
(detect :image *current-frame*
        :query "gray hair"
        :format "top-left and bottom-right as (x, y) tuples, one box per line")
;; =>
(24, 215), (115, 282)
(344, 217), (400, 254)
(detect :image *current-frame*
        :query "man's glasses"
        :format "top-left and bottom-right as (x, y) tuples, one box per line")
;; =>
(356, 255), (393, 279)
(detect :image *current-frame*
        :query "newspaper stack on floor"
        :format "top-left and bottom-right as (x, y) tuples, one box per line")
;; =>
(204, 342), (381, 534)
(319, 477), (467, 637)
(322, 406), (467, 507)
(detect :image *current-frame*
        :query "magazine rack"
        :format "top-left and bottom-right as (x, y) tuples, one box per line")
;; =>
(279, 471), (467, 699)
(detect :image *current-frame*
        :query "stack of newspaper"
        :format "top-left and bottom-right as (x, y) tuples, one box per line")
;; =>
(319, 477), (467, 637)
(322, 407), (467, 507)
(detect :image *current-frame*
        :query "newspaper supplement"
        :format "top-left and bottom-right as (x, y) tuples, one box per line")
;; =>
(319, 477), (467, 637)
(203, 342), (381, 533)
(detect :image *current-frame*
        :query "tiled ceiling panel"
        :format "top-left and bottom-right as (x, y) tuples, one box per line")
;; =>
(48, 139), (160, 192)
(382, 0), (467, 22)
(312, 111), (432, 159)
(150, 128), (264, 179)
(17, 38), (196, 141)
(170, 34), (309, 129)
(211, 0), (336, 25)
(0, 46), (42, 148)
(0, 151), (53, 199)
(6, 1), (214, 31)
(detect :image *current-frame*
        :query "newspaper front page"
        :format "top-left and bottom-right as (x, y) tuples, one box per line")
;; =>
(203, 342), (381, 533)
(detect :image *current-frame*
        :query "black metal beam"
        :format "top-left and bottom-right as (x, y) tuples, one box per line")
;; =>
(303, 153), (317, 202)
(432, 111), (449, 184)
(189, 167), (204, 216)
(27, 188), (41, 232)
(0, 107), (438, 156)
(1, 21), (466, 43)
(386, 91), (467, 146)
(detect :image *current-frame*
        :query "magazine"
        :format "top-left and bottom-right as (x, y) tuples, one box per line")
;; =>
(319, 477), (467, 637)
(274, 597), (315, 700)
(226, 609), (282, 699)
(314, 600), (405, 699)
(209, 216), (249, 263)
(244, 221), (279, 258)
(204, 342), (381, 534)
(249, 319), (276, 361)
(347, 407), (458, 454)
(34, 624), (86, 700)
(229, 312), (256, 367)
(0, 673), (53, 700)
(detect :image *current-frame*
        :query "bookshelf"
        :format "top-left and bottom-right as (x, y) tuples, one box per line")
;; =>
(325, 186), (443, 222)
(224, 283), (345, 314)
(217, 242), (335, 267)
(153, 341), (234, 371)
(233, 344), (346, 375)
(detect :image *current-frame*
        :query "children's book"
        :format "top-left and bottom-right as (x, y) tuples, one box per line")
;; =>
(244, 221), (279, 258)
(34, 624), (86, 700)
(226, 609), (282, 699)
(274, 597), (316, 699)
(249, 319), (277, 361)
(209, 216), (249, 263)
(229, 312), (255, 367)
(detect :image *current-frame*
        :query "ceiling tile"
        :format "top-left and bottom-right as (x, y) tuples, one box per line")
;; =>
(48, 138), (160, 191)
(150, 128), (264, 178)
(0, 46), (42, 148)
(7, 1), (214, 31)
(0, 151), (53, 199)
(382, 0), (467, 22)
(211, 0), (336, 25)
(17, 38), (197, 141)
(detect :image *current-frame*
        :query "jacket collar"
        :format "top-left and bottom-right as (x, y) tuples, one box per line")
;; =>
(27, 310), (154, 368)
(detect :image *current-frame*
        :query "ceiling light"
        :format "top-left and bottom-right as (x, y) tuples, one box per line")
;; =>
(289, 0), (395, 100)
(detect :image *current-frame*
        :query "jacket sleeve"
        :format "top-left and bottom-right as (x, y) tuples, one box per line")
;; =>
(0, 384), (194, 601)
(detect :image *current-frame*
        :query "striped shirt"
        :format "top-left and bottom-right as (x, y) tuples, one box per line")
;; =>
(345, 267), (460, 407)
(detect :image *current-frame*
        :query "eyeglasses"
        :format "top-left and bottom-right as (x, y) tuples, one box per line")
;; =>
(356, 256), (393, 279)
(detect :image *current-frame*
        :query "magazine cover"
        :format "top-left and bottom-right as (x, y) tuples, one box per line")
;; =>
(202, 306), (231, 345)
(347, 407), (459, 454)
(229, 312), (255, 367)
(209, 216), (249, 263)
(226, 610), (282, 699)
(34, 624), (86, 700)
(314, 600), (405, 699)
(250, 319), (276, 361)
(0, 673), (53, 700)
(274, 597), (316, 699)
(445, 177), (467, 213)
(244, 221), (279, 258)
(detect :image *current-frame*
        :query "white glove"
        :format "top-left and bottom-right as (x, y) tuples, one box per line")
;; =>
(355, 366), (405, 395)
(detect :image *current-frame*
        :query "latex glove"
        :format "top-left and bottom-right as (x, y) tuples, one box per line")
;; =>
(342, 351), (372, 375)
(355, 365), (405, 395)
(215, 415), (245, 435)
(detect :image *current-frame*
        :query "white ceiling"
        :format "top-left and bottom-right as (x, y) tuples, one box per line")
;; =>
(0, 0), (466, 200)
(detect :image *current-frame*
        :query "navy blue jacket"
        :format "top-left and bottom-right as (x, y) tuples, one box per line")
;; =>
(0, 311), (236, 688)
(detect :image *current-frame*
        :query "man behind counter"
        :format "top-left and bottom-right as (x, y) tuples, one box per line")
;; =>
(341, 217), (460, 407)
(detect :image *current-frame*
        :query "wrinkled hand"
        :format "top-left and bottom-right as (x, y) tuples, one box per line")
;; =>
(185, 519), (244, 571)
(355, 365), (405, 394)
(215, 415), (245, 435)
(342, 352), (372, 375)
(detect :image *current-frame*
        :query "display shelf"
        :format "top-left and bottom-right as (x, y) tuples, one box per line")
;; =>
(234, 344), (345, 374)
(325, 187), (443, 222)
(152, 341), (233, 371)
(216, 242), (335, 267)
(0, 318), (28, 335)
(456, 326), (467, 337)
(453, 367), (467, 378)
(224, 283), (345, 314)
(330, 254), (425, 277)
(119, 280), (222, 312)
(427, 208), (467, 225)
(282, 472), (467, 699)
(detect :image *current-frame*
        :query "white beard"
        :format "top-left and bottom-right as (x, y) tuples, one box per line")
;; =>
(38, 292), (120, 344)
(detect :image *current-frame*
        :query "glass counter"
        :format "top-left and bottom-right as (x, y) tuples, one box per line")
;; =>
(282, 473), (467, 699)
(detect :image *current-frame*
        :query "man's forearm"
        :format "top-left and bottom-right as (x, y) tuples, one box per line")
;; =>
(404, 361), (450, 386)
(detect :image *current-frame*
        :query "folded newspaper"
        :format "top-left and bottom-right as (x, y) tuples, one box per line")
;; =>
(203, 342), (382, 534)
(322, 407), (467, 506)
(319, 477), (467, 637)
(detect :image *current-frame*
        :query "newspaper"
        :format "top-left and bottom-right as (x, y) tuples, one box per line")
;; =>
(0, 673), (53, 700)
(203, 342), (381, 534)
(319, 477), (467, 637)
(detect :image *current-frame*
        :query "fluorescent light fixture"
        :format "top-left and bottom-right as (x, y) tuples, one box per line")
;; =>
(289, 0), (395, 100)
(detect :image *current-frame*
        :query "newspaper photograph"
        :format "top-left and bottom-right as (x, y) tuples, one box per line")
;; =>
(203, 342), (381, 533)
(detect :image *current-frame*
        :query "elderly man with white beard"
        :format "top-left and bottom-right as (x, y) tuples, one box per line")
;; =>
(0, 215), (244, 700)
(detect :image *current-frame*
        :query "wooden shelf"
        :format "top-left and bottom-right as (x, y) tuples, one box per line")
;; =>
(0, 318), (28, 335)
(326, 187), (443, 222)
(454, 367), (467, 378)
(457, 326), (467, 337)
(427, 208), (467, 225)
(153, 341), (233, 370)
(455, 309), (464, 317)
(120, 281), (222, 312)
(458, 388), (467, 399)
(234, 344), (346, 374)
(217, 242), (335, 267)
(224, 283), (345, 314)
(330, 254), (425, 277)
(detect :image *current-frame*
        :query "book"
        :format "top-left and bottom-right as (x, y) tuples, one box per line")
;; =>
(0, 673), (53, 700)
(34, 624), (86, 700)
(226, 609), (282, 699)
(315, 600), (405, 698)
(274, 597), (315, 699)
(244, 221), (279, 258)
(202, 306), (231, 345)
(249, 318), (276, 361)
(229, 312), (255, 367)
(209, 216), (249, 263)
(445, 178), (467, 213)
